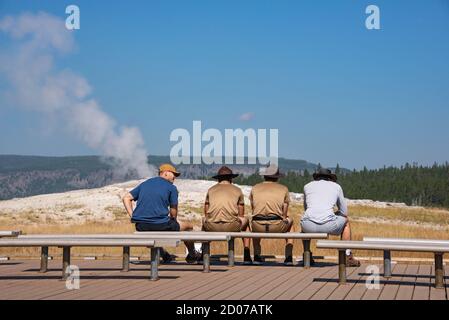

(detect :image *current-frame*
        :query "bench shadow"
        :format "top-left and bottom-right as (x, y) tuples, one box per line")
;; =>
(0, 262), (22, 266)
(24, 267), (228, 273)
(0, 275), (179, 280)
(358, 272), (449, 280)
(313, 278), (445, 288)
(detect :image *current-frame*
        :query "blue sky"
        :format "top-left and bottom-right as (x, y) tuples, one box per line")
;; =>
(1, 0), (449, 170)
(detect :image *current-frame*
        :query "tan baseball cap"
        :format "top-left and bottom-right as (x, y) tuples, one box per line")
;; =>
(159, 163), (181, 177)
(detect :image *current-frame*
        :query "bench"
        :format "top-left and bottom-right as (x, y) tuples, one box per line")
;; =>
(0, 231), (22, 238)
(134, 231), (328, 268)
(316, 240), (449, 288)
(0, 237), (179, 281)
(363, 237), (449, 280)
(19, 233), (230, 273)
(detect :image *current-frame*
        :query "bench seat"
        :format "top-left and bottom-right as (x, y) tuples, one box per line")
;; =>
(19, 234), (229, 273)
(317, 240), (449, 288)
(0, 237), (179, 281)
(134, 231), (328, 267)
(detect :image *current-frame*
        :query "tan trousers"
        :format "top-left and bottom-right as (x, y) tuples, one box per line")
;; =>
(203, 220), (242, 232)
(251, 218), (292, 233)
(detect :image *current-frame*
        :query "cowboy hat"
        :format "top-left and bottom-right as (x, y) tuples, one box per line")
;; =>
(313, 168), (337, 181)
(212, 166), (239, 180)
(259, 164), (284, 178)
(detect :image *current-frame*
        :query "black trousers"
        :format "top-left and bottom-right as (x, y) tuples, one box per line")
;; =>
(135, 218), (180, 232)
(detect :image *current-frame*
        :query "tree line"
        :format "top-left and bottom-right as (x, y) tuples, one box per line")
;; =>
(234, 162), (449, 208)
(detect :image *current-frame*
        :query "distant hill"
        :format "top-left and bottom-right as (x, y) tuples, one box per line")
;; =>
(0, 155), (325, 200)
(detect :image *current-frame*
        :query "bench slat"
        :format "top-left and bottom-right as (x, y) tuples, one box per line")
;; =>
(19, 234), (229, 242)
(133, 231), (328, 239)
(0, 238), (180, 247)
(363, 237), (449, 245)
(317, 240), (449, 253)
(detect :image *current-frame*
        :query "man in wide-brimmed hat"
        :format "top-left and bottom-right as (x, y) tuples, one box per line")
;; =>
(203, 166), (252, 263)
(249, 164), (294, 266)
(300, 167), (360, 267)
(122, 163), (200, 264)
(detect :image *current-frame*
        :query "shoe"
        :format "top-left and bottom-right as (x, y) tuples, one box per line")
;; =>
(243, 248), (252, 265)
(253, 255), (265, 265)
(283, 256), (294, 266)
(346, 255), (361, 267)
(161, 252), (175, 264)
(185, 251), (202, 264)
(196, 251), (204, 264)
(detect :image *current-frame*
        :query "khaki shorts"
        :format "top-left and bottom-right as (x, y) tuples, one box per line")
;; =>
(203, 220), (242, 232)
(251, 218), (292, 233)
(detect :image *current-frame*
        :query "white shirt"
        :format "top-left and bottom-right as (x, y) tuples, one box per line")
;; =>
(303, 180), (348, 224)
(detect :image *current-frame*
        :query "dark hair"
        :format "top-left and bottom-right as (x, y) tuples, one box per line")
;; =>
(264, 176), (279, 182)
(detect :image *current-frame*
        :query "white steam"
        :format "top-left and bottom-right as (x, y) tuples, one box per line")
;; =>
(0, 12), (154, 178)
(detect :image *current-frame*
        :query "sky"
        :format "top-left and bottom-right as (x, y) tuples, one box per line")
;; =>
(0, 0), (448, 170)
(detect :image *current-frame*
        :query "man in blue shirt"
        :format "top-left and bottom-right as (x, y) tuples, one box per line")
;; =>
(122, 164), (199, 263)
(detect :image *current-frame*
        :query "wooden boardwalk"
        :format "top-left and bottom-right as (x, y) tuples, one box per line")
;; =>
(0, 259), (447, 300)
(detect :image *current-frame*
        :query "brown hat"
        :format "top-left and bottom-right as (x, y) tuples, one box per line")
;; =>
(259, 164), (284, 178)
(313, 168), (336, 181)
(212, 166), (239, 180)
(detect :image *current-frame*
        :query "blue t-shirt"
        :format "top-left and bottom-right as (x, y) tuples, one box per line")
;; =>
(130, 177), (179, 224)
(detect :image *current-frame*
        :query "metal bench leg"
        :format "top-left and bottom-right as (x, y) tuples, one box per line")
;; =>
(150, 247), (160, 281)
(40, 246), (48, 273)
(434, 253), (444, 289)
(203, 242), (211, 273)
(383, 250), (392, 278)
(122, 246), (130, 272)
(62, 246), (71, 280)
(228, 238), (235, 267)
(338, 250), (346, 285)
(302, 240), (311, 269)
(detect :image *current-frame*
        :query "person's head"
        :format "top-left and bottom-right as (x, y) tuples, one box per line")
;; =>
(260, 164), (284, 182)
(312, 168), (336, 182)
(212, 166), (239, 183)
(158, 164), (181, 183)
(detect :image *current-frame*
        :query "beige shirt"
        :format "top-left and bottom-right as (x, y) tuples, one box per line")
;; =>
(205, 183), (244, 223)
(250, 181), (290, 218)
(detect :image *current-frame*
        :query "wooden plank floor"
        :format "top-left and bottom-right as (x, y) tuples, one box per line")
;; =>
(0, 259), (447, 300)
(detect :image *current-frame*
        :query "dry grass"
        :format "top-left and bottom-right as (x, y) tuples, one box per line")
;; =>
(1, 204), (448, 260)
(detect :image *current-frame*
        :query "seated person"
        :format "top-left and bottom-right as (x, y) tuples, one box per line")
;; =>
(249, 164), (294, 266)
(122, 164), (200, 264)
(300, 168), (360, 267)
(202, 166), (252, 264)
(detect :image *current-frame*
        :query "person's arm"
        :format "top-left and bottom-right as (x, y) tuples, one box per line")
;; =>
(204, 192), (210, 216)
(170, 205), (178, 219)
(122, 192), (135, 218)
(303, 192), (308, 211)
(169, 186), (179, 220)
(238, 204), (245, 218)
(336, 186), (348, 217)
(283, 189), (290, 219)
(282, 202), (289, 219)
(238, 191), (245, 218)
(249, 190), (254, 212)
